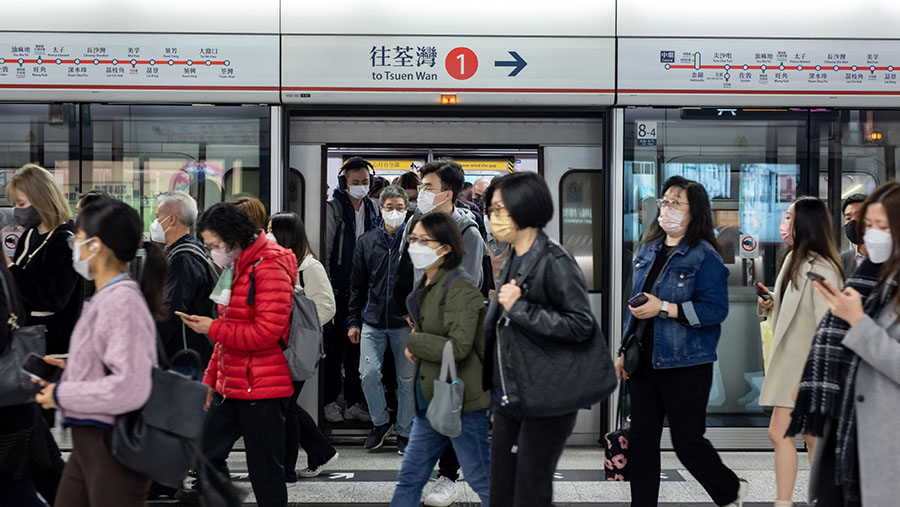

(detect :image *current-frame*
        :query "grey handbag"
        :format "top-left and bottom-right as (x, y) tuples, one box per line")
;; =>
(426, 340), (465, 438)
(0, 270), (46, 407)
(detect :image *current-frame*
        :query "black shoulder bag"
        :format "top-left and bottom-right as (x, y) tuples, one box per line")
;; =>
(0, 269), (46, 407)
(106, 337), (208, 488)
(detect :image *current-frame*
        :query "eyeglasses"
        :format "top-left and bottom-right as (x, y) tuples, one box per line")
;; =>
(656, 198), (687, 209)
(418, 184), (444, 194)
(67, 236), (94, 250)
(488, 204), (510, 217)
(407, 235), (441, 246)
(382, 206), (407, 213)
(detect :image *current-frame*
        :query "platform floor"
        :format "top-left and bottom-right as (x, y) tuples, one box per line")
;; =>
(54, 429), (811, 506)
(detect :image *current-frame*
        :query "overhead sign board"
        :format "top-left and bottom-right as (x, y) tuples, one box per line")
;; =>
(0, 32), (279, 103)
(282, 36), (614, 106)
(619, 38), (900, 107)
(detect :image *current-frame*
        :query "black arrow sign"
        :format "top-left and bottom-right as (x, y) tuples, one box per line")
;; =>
(494, 51), (527, 77)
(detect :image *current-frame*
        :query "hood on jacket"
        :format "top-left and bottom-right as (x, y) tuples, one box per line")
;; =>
(235, 234), (297, 285)
(452, 206), (478, 232)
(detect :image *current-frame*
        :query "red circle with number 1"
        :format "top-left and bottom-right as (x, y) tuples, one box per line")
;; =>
(446, 47), (478, 80)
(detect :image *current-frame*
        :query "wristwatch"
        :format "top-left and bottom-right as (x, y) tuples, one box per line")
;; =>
(659, 301), (670, 319)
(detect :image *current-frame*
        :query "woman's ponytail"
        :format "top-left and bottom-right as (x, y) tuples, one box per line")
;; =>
(139, 240), (169, 321)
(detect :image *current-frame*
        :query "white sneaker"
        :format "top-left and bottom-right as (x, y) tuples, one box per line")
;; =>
(345, 403), (372, 422)
(298, 452), (339, 478)
(324, 402), (344, 423)
(728, 479), (748, 507)
(424, 476), (458, 507)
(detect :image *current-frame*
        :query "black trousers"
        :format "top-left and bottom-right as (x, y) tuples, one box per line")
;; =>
(285, 381), (338, 473)
(629, 362), (739, 507)
(436, 444), (461, 481)
(202, 396), (288, 507)
(322, 301), (364, 406)
(490, 403), (577, 507)
(814, 423), (845, 507)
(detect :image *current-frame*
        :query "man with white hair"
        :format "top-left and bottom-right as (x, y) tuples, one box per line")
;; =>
(151, 191), (219, 374)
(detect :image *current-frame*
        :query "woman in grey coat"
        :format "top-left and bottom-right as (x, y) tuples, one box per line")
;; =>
(806, 182), (900, 507)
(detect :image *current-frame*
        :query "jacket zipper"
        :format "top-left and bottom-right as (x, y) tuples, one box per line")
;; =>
(246, 355), (253, 394)
(385, 244), (392, 327)
(496, 313), (511, 405)
(219, 344), (228, 401)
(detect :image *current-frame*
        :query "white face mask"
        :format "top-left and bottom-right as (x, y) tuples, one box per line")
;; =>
(210, 246), (240, 268)
(408, 241), (444, 270)
(149, 215), (171, 243)
(348, 185), (369, 200)
(658, 207), (685, 235)
(417, 189), (448, 215)
(265, 232), (277, 243)
(383, 210), (405, 229)
(72, 238), (97, 280)
(864, 228), (893, 264)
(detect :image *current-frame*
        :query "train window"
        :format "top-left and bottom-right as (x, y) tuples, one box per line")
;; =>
(559, 170), (603, 291)
(86, 104), (271, 230)
(624, 108), (807, 428)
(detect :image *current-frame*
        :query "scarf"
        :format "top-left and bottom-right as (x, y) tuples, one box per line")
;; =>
(788, 259), (897, 506)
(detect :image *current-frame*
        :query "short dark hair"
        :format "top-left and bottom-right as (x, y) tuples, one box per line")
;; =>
(842, 193), (867, 214)
(415, 212), (464, 270)
(484, 172), (554, 228)
(197, 202), (257, 250)
(397, 171), (420, 190)
(269, 211), (313, 262)
(419, 159), (465, 203)
(78, 189), (111, 209)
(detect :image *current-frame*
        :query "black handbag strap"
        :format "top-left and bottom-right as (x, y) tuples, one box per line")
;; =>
(616, 379), (630, 428)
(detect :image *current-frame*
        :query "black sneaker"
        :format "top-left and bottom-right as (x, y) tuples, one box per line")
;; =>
(147, 482), (177, 499)
(364, 423), (394, 450)
(285, 470), (298, 483)
(397, 435), (409, 456)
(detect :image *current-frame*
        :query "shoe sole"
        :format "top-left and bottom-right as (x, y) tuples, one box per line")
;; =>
(423, 496), (456, 507)
(298, 452), (340, 478)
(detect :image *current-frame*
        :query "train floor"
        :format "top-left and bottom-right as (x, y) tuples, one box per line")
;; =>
(53, 429), (810, 506)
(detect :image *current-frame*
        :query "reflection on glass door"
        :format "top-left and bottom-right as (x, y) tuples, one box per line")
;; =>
(624, 108), (808, 428)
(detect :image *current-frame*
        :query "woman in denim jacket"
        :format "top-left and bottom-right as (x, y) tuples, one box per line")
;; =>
(616, 176), (746, 507)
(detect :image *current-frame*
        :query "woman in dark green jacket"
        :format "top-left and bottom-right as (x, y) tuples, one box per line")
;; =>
(391, 212), (491, 507)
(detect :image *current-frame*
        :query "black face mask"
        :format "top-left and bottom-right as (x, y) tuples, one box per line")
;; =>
(473, 198), (485, 213)
(844, 220), (860, 245)
(13, 206), (41, 229)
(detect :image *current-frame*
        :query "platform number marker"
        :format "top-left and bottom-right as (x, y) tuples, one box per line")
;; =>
(636, 121), (658, 146)
(446, 47), (478, 80)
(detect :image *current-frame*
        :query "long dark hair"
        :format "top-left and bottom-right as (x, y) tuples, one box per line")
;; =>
(858, 181), (900, 308)
(781, 196), (844, 296)
(77, 199), (168, 320)
(639, 176), (720, 253)
(269, 212), (314, 263)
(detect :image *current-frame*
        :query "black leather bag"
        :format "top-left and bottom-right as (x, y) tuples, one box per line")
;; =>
(108, 343), (208, 488)
(509, 319), (618, 418)
(0, 270), (46, 408)
(619, 319), (647, 376)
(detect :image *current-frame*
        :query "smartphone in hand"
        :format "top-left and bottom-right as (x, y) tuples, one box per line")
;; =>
(22, 353), (63, 383)
(174, 311), (192, 319)
(807, 271), (826, 282)
(756, 285), (773, 302)
(628, 293), (649, 307)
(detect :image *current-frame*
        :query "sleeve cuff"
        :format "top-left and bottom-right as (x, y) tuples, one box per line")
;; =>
(52, 382), (64, 409)
(842, 315), (876, 351)
(681, 301), (702, 328)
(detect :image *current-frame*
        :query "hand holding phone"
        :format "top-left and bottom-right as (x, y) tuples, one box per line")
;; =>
(807, 271), (826, 282)
(174, 311), (195, 321)
(756, 283), (773, 302)
(628, 293), (649, 307)
(23, 353), (64, 383)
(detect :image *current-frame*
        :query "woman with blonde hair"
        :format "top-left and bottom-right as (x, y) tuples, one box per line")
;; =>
(4, 164), (83, 357)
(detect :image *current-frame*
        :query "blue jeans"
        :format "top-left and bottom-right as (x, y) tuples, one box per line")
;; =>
(359, 324), (415, 437)
(390, 410), (491, 507)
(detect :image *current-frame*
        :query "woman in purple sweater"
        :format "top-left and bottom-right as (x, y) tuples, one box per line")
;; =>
(34, 198), (169, 507)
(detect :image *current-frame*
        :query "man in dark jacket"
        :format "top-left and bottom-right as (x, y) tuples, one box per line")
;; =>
(348, 185), (414, 453)
(323, 157), (380, 423)
(153, 191), (218, 373)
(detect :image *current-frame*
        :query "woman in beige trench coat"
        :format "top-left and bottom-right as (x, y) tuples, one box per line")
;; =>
(757, 197), (844, 507)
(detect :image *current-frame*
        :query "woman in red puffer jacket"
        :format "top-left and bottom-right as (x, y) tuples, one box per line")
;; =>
(180, 202), (296, 507)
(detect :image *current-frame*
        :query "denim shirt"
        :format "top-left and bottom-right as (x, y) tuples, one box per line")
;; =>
(623, 236), (729, 369)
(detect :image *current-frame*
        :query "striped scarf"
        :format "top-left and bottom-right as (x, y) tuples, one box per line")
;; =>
(788, 260), (896, 506)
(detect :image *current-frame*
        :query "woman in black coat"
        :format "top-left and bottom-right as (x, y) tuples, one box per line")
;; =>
(5, 164), (84, 357)
(0, 263), (64, 506)
(481, 172), (597, 507)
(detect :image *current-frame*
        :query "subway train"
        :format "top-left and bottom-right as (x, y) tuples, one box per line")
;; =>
(1, 0), (899, 450)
